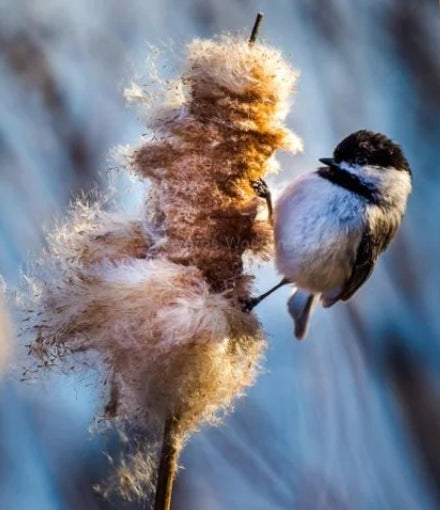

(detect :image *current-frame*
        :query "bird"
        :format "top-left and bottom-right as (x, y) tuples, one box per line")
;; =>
(246, 130), (412, 339)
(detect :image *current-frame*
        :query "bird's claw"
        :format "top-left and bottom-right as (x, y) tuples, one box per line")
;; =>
(241, 297), (259, 313)
(250, 178), (270, 199)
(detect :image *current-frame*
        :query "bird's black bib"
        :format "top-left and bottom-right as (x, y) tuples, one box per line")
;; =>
(317, 166), (382, 205)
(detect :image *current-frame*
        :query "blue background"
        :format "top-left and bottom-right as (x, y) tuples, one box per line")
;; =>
(1, 1), (440, 509)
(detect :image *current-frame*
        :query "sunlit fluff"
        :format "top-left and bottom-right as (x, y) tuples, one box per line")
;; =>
(23, 35), (301, 499)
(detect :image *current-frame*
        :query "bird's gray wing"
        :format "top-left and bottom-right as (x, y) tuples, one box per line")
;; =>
(337, 216), (398, 302)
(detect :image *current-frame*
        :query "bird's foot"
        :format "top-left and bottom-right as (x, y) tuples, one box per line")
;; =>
(241, 296), (261, 313)
(250, 178), (270, 199)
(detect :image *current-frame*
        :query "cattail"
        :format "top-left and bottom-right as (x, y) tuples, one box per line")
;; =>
(23, 30), (301, 503)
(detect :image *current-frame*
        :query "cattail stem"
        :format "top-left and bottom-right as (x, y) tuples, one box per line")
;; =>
(249, 12), (264, 44)
(153, 415), (180, 510)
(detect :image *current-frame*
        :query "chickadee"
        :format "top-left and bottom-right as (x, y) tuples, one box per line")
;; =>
(246, 130), (412, 339)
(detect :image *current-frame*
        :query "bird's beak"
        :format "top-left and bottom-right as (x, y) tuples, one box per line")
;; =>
(319, 157), (337, 167)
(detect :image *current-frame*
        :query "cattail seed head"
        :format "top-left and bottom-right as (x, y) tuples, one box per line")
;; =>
(22, 35), (301, 499)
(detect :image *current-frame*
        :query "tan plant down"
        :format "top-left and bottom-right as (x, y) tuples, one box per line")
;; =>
(24, 36), (301, 498)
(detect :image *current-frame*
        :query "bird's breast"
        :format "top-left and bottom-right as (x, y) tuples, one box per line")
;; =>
(273, 174), (365, 293)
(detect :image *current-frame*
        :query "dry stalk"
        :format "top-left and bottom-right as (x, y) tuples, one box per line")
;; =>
(153, 417), (180, 510)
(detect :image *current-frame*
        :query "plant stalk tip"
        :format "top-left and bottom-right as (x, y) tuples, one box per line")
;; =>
(249, 12), (264, 44)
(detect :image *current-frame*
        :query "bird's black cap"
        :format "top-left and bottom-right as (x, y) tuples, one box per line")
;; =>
(331, 130), (411, 175)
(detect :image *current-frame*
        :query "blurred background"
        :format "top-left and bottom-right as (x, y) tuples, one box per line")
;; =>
(1, 1), (440, 509)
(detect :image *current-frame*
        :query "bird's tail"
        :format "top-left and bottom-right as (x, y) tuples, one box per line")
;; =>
(287, 290), (317, 340)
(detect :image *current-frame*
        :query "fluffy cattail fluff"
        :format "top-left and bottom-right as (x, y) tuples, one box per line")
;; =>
(23, 35), (301, 499)
(0, 295), (12, 376)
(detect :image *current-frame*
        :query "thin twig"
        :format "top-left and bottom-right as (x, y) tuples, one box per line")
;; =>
(153, 415), (179, 510)
(249, 12), (264, 44)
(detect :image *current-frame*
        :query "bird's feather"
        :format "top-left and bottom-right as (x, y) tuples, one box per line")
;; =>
(287, 290), (317, 339)
(338, 212), (398, 301)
